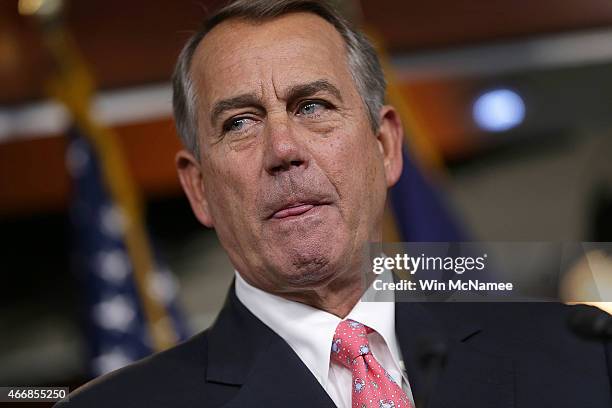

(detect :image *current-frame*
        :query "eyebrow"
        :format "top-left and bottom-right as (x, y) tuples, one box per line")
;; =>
(210, 79), (343, 126)
(284, 79), (343, 106)
(210, 94), (263, 127)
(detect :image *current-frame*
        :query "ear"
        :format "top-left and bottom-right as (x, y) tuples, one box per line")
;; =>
(176, 149), (214, 228)
(376, 106), (404, 187)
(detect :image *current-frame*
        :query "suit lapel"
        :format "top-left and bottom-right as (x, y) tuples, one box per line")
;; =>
(221, 334), (336, 408)
(206, 282), (335, 408)
(395, 302), (515, 408)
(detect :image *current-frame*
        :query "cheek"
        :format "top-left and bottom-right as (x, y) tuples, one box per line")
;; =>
(323, 129), (380, 200)
(203, 154), (258, 220)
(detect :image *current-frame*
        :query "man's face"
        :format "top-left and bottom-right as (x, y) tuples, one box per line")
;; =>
(178, 13), (402, 294)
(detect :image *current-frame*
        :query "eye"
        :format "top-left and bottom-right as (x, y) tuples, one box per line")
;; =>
(297, 101), (327, 116)
(223, 117), (254, 133)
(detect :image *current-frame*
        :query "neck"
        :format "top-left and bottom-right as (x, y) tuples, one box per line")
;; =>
(277, 270), (377, 318)
(237, 245), (382, 317)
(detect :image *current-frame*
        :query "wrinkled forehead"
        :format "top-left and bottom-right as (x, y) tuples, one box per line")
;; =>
(189, 12), (355, 110)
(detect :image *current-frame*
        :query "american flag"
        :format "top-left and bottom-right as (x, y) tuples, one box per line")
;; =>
(66, 125), (190, 378)
(390, 149), (467, 242)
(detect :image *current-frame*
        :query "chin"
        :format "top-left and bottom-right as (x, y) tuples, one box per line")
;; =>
(261, 216), (360, 289)
(270, 243), (347, 289)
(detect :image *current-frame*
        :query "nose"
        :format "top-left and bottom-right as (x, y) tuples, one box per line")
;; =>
(262, 114), (308, 176)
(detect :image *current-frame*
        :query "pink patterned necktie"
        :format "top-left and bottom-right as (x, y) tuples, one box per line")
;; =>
(331, 319), (413, 408)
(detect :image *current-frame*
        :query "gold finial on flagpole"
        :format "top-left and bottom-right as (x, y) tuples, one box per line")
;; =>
(18, 0), (63, 17)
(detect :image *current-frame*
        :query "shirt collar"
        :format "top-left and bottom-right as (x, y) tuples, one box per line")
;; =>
(234, 269), (397, 389)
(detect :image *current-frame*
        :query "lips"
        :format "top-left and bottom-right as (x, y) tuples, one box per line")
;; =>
(267, 197), (332, 220)
(264, 189), (334, 221)
(272, 203), (315, 219)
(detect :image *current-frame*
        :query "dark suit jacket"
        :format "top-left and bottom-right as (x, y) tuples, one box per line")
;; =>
(57, 283), (612, 407)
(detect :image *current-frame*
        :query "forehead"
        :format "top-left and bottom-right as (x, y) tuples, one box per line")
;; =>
(190, 12), (353, 107)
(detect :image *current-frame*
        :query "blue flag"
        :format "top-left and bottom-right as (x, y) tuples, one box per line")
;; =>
(390, 150), (467, 242)
(66, 126), (189, 378)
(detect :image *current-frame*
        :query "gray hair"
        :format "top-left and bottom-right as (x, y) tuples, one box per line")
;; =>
(172, 0), (386, 156)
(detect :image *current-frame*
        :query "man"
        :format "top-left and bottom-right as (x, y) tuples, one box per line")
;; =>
(58, 1), (611, 407)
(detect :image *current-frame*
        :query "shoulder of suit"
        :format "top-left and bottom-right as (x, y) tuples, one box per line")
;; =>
(420, 301), (592, 346)
(54, 330), (210, 408)
(425, 300), (574, 327)
(468, 301), (577, 331)
(424, 302), (608, 353)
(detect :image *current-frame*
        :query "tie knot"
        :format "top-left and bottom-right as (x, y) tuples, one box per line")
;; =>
(330, 319), (373, 368)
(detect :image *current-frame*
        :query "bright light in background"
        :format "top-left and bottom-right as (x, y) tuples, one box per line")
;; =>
(473, 88), (526, 132)
(18, 0), (44, 15)
(18, 0), (63, 16)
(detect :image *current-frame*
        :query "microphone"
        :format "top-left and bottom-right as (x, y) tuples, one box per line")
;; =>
(567, 304), (612, 341)
(416, 335), (448, 408)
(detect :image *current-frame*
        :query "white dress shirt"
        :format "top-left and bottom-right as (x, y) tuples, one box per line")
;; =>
(234, 270), (415, 408)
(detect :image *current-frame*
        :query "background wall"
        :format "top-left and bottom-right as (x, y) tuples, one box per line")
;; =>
(1, 0), (612, 396)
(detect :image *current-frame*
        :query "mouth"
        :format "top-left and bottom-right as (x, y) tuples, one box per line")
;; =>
(269, 201), (328, 220)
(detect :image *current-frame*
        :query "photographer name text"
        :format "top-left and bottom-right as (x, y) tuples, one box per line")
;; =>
(373, 279), (513, 292)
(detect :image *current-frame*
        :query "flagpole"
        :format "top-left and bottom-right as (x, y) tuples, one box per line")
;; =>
(21, 0), (178, 351)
